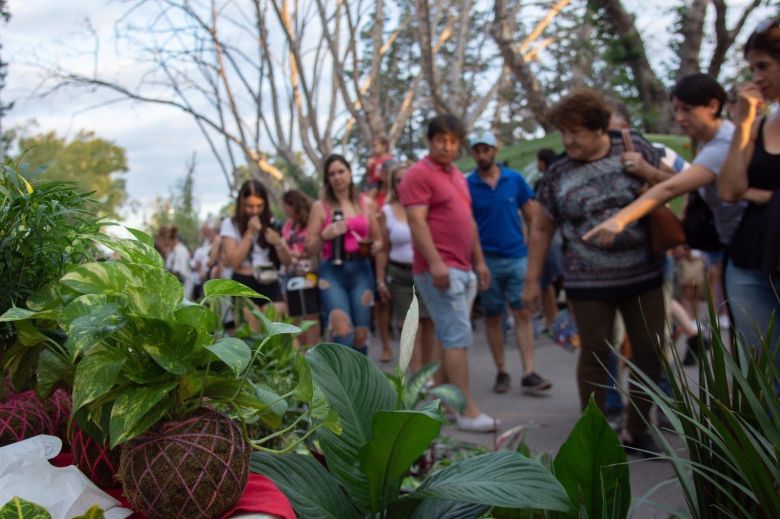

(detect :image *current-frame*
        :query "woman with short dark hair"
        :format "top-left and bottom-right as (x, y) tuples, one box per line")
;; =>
(524, 87), (666, 456)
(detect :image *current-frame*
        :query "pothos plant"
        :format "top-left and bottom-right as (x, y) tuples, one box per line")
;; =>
(0, 228), (335, 450)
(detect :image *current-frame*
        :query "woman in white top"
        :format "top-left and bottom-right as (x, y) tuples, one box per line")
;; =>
(220, 180), (290, 318)
(375, 160), (435, 373)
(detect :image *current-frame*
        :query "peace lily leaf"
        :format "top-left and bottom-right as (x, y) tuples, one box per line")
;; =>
(93, 233), (163, 268)
(203, 278), (265, 299)
(257, 311), (301, 338)
(359, 400), (445, 514)
(124, 226), (155, 248)
(133, 318), (196, 375)
(0, 497), (52, 519)
(109, 381), (178, 448)
(250, 453), (360, 519)
(71, 505), (106, 519)
(553, 396), (630, 519)
(204, 337), (251, 375)
(72, 351), (126, 411)
(412, 451), (573, 512)
(398, 291), (419, 374)
(306, 343), (396, 512)
(403, 362), (440, 409)
(293, 353), (313, 402)
(408, 499), (489, 519)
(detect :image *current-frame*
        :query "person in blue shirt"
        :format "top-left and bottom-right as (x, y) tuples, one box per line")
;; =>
(468, 132), (552, 395)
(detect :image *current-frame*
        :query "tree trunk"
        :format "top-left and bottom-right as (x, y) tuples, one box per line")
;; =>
(676, 0), (708, 79)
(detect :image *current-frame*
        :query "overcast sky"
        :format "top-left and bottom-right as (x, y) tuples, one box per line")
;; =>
(2, 1), (771, 229)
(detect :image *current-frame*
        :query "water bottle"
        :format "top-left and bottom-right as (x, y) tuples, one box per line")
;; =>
(332, 209), (345, 266)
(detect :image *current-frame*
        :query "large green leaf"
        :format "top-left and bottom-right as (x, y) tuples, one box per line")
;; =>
(0, 497), (52, 519)
(408, 499), (489, 519)
(553, 396), (630, 519)
(412, 451), (573, 512)
(203, 278), (265, 299)
(37, 348), (70, 397)
(250, 453), (360, 519)
(0, 307), (52, 322)
(61, 261), (136, 295)
(72, 351), (126, 411)
(306, 342), (397, 512)
(257, 311), (301, 338)
(173, 303), (218, 348)
(109, 381), (178, 447)
(204, 337), (251, 375)
(133, 318), (196, 375)
(93, 234), (164, 268)
(64, 303), (124, 360)
(61, 294), (110, 324)
(359, 401), (445, 514)
(124, 226), (154, 248)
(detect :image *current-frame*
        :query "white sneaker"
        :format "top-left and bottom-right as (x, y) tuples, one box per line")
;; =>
(456, 413), (500, 432)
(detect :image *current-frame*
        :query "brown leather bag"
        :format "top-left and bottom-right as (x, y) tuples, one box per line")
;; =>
(621, 129), (686, 255)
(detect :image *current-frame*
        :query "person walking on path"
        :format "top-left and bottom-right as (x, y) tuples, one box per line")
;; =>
(467, 132), (552, 395)
(523, 88), (666, 456)
(398, 114), (497, 432)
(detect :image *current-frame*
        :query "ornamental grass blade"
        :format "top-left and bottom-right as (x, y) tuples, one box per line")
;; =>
(250, 453), (360, 519)
(412, 451), (573, 512)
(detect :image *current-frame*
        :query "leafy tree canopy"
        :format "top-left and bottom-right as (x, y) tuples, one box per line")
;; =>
(14, 130), (128, 218)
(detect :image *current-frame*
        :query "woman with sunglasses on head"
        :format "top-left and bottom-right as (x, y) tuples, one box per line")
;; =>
(305, 154), (382, 353)
(220, 180), (290, 320)
(718, 18), (780, 374)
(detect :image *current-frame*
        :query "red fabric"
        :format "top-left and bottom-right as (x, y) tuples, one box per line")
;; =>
(398, 156), (474, 273)
(367, 154), (392, 185)
(50, 453), (296, 519)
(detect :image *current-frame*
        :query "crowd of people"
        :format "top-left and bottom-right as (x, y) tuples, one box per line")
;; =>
(153, 19), (779, 452)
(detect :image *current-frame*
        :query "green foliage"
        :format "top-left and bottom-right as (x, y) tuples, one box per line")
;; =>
(0, 231), (314, 449)
(630, 301), (780, 517)
(252, 342), (574, 518)
(13, 131), (127, 218)
(0, 497), (51, 519)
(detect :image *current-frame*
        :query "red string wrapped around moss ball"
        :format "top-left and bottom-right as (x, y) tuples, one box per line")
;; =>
(0, 391), (54, 446)
(118, 409), (250, 519)
(69, 423), (122, 488)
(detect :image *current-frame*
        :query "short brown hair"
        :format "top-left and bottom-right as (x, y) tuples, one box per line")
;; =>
(546, 88), (611, 132)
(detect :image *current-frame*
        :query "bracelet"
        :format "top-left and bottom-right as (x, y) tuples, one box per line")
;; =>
(376, 280), (387, 288)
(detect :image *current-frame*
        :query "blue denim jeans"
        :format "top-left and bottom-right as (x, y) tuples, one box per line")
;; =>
(318, 258), (374, 350)
(415, 268), (476, 349)
(480, 255), (527, 317)
(726, 260), (780, 384)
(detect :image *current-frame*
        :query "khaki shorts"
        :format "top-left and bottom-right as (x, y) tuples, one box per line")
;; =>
(678, 257), (706, 289)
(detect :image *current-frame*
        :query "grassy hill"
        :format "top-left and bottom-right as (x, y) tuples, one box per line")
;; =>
(458, 132), (693, 213)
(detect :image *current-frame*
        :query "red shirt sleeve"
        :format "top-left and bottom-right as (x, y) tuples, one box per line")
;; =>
(398, 164), (431, 207)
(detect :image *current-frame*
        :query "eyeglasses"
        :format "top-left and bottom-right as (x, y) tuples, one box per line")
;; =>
(755, 18), (780, 35)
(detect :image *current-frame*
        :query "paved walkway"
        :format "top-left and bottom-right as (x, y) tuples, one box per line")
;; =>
(370, 317), (692, 518)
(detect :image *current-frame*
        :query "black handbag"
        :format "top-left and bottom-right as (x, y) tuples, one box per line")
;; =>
(683, 190), (722, 252)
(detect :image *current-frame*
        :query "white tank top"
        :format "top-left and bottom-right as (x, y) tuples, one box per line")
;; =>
(383, 204), (414, 265)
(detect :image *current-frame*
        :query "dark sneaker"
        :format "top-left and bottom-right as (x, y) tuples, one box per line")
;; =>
(493, 372), (511, 393)
(521, 372), (552, 395)
(623, 432), (664, 460)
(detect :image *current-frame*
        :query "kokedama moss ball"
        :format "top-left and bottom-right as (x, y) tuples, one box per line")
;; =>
(0, 391), (53, 446)
(118, 409), (250, 519)
(44, 388), (72, 441)
(69, 423), (122, 488)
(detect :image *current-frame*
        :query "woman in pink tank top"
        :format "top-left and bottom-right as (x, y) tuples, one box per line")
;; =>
(305, 154), (382, 353)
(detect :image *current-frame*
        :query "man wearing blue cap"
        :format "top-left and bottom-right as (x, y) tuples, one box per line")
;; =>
(468, 132), (552, 395)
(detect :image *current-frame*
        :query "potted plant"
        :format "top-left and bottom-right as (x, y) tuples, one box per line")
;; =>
(1, 229), (322, 519)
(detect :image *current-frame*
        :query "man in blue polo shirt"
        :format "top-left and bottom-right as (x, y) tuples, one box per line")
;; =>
(468, 132), (552, 395)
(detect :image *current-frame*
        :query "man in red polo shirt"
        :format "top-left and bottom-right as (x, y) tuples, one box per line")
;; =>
(398, 114), (498, 432)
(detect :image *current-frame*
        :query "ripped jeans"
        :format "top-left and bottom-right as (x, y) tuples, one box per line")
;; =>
(318, 258), (375, 351)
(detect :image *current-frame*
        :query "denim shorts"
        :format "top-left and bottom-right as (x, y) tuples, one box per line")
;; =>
(414, 268), (476, 349)
(480, 255), (527, 316)
(318, 258), (374, 331)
